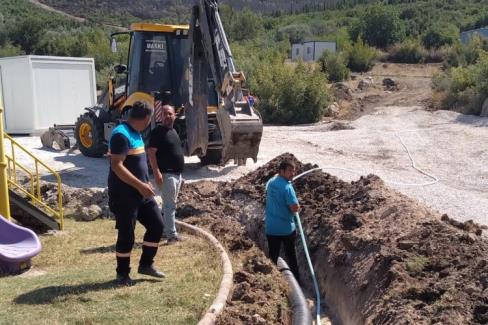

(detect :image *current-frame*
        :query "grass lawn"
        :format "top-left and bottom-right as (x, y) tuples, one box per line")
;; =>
(0, 218), (221, 325)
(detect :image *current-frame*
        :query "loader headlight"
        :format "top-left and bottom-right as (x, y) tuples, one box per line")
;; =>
(175, 29), (188, 36)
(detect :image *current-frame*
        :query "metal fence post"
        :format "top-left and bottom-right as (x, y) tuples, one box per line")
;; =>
(0, 90), (10, 219)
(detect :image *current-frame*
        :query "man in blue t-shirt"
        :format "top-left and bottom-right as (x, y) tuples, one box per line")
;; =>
(265, 159), (300, 281)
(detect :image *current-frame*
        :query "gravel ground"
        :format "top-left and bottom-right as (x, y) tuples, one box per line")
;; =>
(7, 105), (488, 226)
(256, 107), (488, 227)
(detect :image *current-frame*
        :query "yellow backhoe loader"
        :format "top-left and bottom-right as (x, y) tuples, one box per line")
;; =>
(43, 0), (262, 165)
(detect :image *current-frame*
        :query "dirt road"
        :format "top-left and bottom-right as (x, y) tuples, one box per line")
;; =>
(28, 0), (128, 31)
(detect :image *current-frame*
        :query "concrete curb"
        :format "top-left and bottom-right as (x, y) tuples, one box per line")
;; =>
(176, 220), (233, 325)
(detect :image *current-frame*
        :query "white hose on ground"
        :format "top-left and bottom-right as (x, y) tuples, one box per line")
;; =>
(390, 132), (439, 186)
(294, 132), (439, 187)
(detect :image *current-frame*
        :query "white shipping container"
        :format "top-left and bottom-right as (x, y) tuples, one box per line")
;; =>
(291, 41), (337, 62)
(0, 55), (97, 134)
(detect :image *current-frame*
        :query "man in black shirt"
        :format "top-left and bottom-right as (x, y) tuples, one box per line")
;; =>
(108, 101), (165, 286)
(148, 104), (185, 244)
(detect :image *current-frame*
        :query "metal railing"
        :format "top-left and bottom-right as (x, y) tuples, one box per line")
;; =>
(0, 106), (9, 219)
(4, 133), (64, 230)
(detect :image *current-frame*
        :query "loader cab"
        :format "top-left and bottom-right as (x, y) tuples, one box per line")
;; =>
(113, 24), (191, 109)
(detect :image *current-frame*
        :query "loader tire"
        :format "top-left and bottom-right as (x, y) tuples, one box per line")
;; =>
(75, 113), (107, 158)
(199, 149), (223, 166)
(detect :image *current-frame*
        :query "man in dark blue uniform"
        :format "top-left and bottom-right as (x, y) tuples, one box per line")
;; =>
(108, 101), (165, 286)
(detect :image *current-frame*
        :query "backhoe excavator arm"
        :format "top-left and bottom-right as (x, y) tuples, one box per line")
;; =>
(185, 0), (262, 164)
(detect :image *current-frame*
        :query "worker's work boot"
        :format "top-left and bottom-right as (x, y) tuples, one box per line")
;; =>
(138, 264), (166, 278)
(116, 273), (135, 286)
(166, 235), (187, 245)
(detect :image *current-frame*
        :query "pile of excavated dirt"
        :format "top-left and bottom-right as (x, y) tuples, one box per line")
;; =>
(10, 182), (110, 232)
(178, 182), (290, 324)
(10, 181), (111, 234)
(38, 183), (110, 220)
(178, 153), (488, 324)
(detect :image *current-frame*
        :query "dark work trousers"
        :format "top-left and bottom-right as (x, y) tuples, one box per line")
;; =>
(111, 198), (164, 275)
(267, 230), (300, 282)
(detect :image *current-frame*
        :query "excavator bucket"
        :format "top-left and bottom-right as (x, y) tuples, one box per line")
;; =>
(217, 100), (262, 164)
(40, 126), (71, 150)
(189, 0), (263, 165)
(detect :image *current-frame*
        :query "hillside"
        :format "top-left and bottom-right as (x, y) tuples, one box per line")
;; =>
(38, 0), (356, 21)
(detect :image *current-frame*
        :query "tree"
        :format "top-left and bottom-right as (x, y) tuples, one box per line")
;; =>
(229, 8), (264, 42)
(9, 18), (46, 54)
(276, 24), (312, 44)
(0, 14), (7, 46)
(346, 38), (377, 72)
(219, 4), (235, 32)
(318, 50), (350, 82)
(350, 5), (405, 48)
(422, 24), (458, 49)
(0, 42), (25, 58)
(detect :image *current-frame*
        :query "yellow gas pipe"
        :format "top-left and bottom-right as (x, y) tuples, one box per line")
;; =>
(0, 90), (10, 219)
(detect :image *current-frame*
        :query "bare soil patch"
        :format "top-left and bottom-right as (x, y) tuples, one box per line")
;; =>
(334, 63), (440, 120)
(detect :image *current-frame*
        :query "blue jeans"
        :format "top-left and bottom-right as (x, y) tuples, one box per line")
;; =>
(160, 173), (182, 238)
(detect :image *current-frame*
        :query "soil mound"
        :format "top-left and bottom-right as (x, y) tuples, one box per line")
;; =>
(179, 153), (488, 324)
(179, 187), (290, 324)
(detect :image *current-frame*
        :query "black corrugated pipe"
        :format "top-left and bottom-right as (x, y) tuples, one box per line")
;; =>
(278, 257), (313, 325)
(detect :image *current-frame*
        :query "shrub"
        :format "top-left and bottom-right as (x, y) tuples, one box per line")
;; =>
(318, 50), (350, 82)
(433, 52), (488, 115)
(421, 24), (458, 50)
(431, 72), (451, 92)
(440, 86), (484, 115)
(444, 36), (488, 69)
(219, 6), (263, 42)
(231, 9), (264, 42)
(8, 18), (46, 53)
(310, 19), (335, 36)
(350, 5), (405, 48)
(424, 46), (449, 63)
(471, 52), (488, 98)
(449, 66), (476, 93)
(444, 45), (464, 69)
(276, 24), (312, 44)
(388, 39), (427, 63)
(405, 256), (429, 276)
(0, 42), (24, 57)
(249, 59), (330, 124)
(234, 42), (330, 124)
(333, 27), (353, 53)
(346, 38), (377, 72)
(463, 13), (488, 31)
